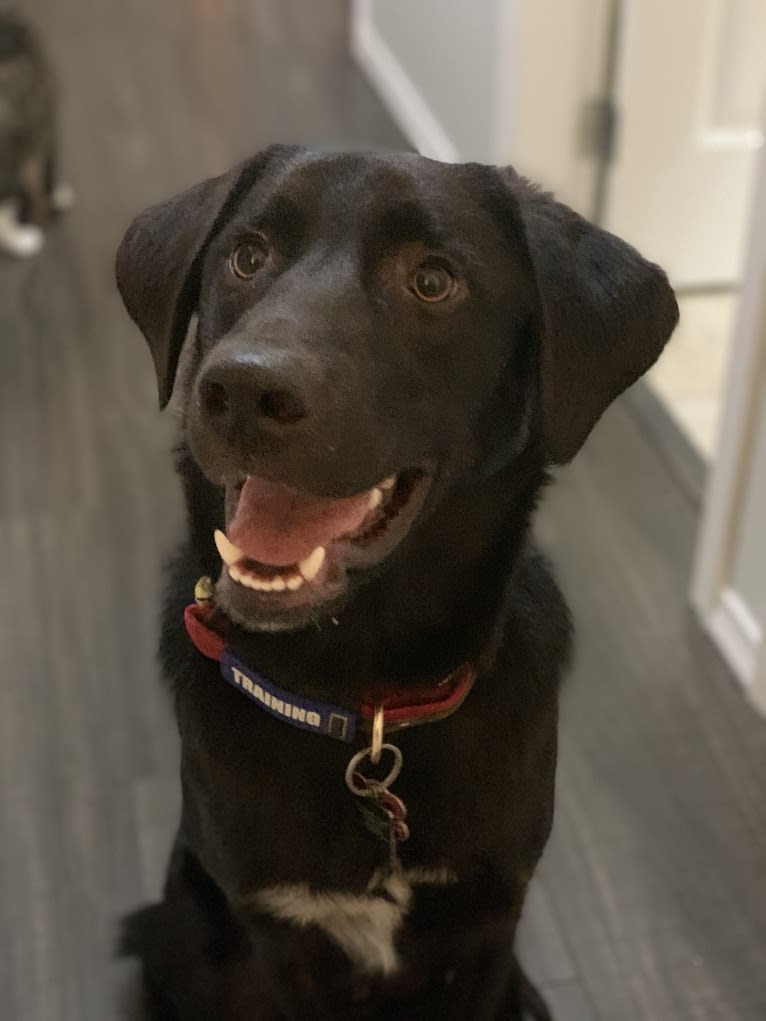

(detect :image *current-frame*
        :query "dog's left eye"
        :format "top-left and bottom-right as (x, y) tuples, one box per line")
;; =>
(410, 263), (455, 303)
(230, 237), (269, 279)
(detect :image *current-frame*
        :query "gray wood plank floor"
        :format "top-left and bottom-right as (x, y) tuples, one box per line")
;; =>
(1, 2), (764, 1019)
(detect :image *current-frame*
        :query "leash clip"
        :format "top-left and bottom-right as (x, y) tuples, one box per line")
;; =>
(345, 735), (410, 858)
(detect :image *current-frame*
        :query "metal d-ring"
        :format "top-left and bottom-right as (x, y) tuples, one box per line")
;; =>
(345, 743), (403, 796)
(371, 704), (384, 764)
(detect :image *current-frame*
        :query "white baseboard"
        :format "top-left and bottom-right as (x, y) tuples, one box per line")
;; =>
(707, 587), (764, 713)
(350, 0), (460, 163)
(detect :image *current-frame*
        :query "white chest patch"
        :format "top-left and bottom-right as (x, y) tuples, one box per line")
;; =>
(253, 867), (458, 976)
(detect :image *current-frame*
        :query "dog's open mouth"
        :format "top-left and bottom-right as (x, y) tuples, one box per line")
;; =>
(213, 468), (432, 629)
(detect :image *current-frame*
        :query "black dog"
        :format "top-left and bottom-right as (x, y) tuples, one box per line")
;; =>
(116, 146), (678, 1020)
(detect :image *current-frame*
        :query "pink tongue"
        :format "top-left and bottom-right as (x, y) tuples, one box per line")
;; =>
(228, 476), (373, 566)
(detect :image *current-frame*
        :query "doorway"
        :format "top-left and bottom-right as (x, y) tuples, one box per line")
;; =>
(602, 0), (766, 462)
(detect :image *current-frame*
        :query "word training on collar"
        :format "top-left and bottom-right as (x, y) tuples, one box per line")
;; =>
(222, 648), (356, 741)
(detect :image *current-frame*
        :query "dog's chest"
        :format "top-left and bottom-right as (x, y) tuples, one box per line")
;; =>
(178, 663), (539, 975)
(252, 867), (458, 976)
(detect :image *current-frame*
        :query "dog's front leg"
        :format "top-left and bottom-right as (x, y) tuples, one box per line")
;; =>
(122, 836), (280, 1021)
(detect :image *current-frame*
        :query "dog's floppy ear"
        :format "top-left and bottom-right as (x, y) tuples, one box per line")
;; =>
(504, 170), (679, 464)
(116, 145), (303, 408)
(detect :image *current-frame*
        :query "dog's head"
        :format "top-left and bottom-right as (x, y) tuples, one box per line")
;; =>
(117, 146), (677, 632)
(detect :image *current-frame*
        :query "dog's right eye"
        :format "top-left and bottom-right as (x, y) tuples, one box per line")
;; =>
(230, 237), (269, 279)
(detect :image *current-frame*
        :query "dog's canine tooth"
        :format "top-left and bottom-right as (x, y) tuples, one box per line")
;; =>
(286, 574), (304, 591)
(298, 546), (326, 582)
(380, 475), (397, 491)
(214, 529), (244, 567)
(368, 487), (384, 511)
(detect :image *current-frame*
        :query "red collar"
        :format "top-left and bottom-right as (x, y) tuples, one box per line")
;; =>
(184, 601), (477, 740)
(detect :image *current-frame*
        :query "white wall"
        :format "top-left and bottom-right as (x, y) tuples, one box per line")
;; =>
(369, 0), (502, 161)
(353, 0), (610, 215)
(731, 382), (766, 621)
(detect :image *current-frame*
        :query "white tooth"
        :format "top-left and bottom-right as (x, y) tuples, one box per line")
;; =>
(380, 475), (397, 490)
(298, 546), (326, 581)
(259, 578), (283, 593)
(230, 568), (258, 591)
(229, 563), (289, 593)
(214, 529), (245, 567)
(368, 487), (383, 511)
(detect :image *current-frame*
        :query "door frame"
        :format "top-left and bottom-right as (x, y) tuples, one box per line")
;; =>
(350, 0), (611, 217)
(690, 123), (766, 716)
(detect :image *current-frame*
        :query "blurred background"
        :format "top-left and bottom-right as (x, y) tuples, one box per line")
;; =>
(0, 1), (764, 1018)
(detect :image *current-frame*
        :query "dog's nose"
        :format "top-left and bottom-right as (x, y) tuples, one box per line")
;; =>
(198, 356), (310, 440)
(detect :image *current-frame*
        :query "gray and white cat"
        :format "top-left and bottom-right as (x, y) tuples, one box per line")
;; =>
(0, 10), (72, 258)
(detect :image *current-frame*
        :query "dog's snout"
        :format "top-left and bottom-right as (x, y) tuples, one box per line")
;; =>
(198, 356), (310, 440)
